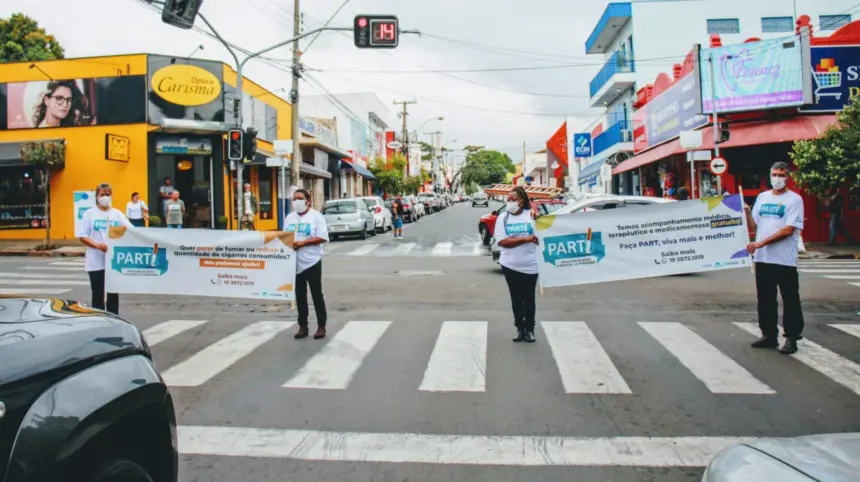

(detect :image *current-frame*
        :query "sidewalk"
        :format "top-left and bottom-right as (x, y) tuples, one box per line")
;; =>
(0, 239), (85, 257)
(800, 242), (860, 259)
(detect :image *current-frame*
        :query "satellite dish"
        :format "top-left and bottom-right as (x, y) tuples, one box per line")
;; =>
(607, 151), (631, 167)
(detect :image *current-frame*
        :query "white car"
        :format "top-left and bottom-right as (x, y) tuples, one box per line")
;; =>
(361, 196), (393, 233)
(472, 192), (490, 207)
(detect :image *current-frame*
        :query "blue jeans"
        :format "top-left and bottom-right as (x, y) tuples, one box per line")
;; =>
(168, 224), (182, 229)
(829, 212), (855, 244)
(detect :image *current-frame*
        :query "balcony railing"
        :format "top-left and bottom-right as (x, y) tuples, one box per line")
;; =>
(589, 52), (635, 98)
(593, 120), (632, 155)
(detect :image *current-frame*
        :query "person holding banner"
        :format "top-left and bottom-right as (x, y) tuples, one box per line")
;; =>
(76, 182), (131, 315)
(495, 186), (540, 343)
(744, 162), (805, 355)
(284, 189), (329, 340)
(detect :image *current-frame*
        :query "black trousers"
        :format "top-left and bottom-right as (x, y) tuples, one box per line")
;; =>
(755, 262), (804, 340)
(88, 269), (119, 315)
(129, 218), (145, 227)
(296, 261), (327, 327)
(502, 266), (538, 330)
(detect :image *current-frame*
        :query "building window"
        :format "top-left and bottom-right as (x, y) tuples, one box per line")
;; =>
(0, 166), (47, 230)
(820, 14), (851, 31)
(707, 18), (740, 34)
(762, 17), (794, 33)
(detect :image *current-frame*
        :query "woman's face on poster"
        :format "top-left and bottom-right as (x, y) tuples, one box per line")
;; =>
(46, 86), (72, 120)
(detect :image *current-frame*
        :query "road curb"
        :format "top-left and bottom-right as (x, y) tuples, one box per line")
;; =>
(0, 249), (85, 258)
(799, 252), (860, 260)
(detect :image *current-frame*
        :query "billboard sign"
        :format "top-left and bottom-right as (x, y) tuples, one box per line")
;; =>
(634, 74), (709, 152)
(800, 44), (860, 112)
(147, 56), (224, 124)
(699, 34), (812, 114)
(572, 133), (592, 157)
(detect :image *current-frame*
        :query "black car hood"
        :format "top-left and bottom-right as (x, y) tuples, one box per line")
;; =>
(0, 298), (148, 385)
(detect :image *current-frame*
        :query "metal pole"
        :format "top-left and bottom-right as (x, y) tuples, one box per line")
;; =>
(289, 0), (302, 212)
(709, 53), (722, 194)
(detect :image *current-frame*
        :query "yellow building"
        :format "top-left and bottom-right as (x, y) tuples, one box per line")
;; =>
(0, 53), (299, 241)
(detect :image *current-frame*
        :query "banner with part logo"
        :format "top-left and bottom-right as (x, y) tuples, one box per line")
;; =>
(535, 195), (751, 288)
(105, 226), (296, 300)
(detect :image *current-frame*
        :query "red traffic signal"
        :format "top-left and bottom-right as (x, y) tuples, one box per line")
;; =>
(354, 15), (399, 49)
(230, 131), (241, 141)
(227, 129), (243, 161)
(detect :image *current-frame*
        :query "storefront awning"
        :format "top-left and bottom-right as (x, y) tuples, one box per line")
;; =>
(613, 115), (838, 175)
(578, 160), (604, 185)
(300, 139), (351, 159)
(340, 160), (376, 180)
(266, 158), (332, 179)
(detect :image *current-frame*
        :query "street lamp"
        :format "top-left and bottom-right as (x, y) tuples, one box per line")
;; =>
(413, 116), (444, 142)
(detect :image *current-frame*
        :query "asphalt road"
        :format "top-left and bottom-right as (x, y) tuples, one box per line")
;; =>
(2, 201), (860, 481)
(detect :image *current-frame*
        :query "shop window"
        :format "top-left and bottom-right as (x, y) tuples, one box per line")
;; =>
(761, 17), (794, 33)
(740, 174), (763, 191)
(0, 166), (47, 230)
(258, 168), (273, 220)
(707, 18), (740, 34)
(820, 14), (851, 31)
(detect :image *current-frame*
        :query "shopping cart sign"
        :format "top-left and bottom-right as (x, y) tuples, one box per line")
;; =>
(801, 45), (860, 113)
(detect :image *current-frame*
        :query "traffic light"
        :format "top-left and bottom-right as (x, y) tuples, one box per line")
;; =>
(717, 123), (730, 144)
(243, 127), (258, 163)
(227, 129), (243, 161)
(354, 15), (399, 48)
(161, 0), (203, 29)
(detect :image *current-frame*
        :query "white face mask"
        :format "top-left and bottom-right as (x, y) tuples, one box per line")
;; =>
(97, 195), (112, 207)
(771, 176), (787, 190)
(293, 199), (308, 213)
(507, 201), (521, 213)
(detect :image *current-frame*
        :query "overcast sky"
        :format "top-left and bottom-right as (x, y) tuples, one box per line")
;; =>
(3, 0), (631, 161)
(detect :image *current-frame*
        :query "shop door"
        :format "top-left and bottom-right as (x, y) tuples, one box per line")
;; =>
(174, 156), (214, 228)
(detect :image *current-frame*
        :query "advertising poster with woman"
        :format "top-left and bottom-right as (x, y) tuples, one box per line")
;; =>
(6, 79), (97, 129)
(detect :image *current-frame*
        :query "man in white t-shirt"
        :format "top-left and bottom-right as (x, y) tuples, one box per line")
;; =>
(744, 161), (805, 354)
(284, 189), (329, 340)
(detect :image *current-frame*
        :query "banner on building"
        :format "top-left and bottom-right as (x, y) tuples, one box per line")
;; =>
(633, 73), (709, 152)
(800, 44), (860, 113)
(105, 227), (296, 300)
(536, 194), (750, 288)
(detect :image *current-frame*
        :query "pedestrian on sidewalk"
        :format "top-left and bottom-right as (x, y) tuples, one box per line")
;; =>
(285, 188), (329, 340)
(828, 188), (856, 245)
(744, 161), (805, 354)
(495, 186), (540, 343)
(241, 183), (259, 230)
(164, 190), (185, 229)
(76, 182), (131, 315)
(126, 192), (148, 227)
(391, 195), (404, 239)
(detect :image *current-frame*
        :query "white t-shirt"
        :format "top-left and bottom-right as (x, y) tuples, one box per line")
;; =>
(76, 207), (131, 272)
(243, 192), (254, 215)
(126, 200), (148, 220)
(494, 209), (538, 275)
(752, 189), (804, 267)
(284, 208), (329, 274)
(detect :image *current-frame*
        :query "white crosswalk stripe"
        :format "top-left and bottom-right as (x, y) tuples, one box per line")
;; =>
(798, 259), (860, 290)
(0, 288), (72, 295)
(347, 244), (379, 256)
(431, 242), (453, 256)
(326, 238), (490, 258)
(140, 318), (860, 399)
(392, 242), (416, 255)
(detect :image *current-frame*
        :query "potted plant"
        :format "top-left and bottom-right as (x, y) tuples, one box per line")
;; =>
(21, 140), (65, 250)
(148, 215), (162, 227)
(216, 215), (228, 229)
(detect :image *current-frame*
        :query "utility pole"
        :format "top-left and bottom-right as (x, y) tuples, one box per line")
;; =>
(708, 52), (722, 195)
(393, 99), (416, 174)
(289, 0), (302, 210)
(425, 130), (442, 191)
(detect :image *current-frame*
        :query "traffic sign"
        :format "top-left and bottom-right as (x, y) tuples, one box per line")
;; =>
(387, 141), (403, 149)
(354, 15), (399, 48)
(709, 156), (728, 176)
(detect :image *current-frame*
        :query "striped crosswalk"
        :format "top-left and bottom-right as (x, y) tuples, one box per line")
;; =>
(327, 237), (489, 258)
(139, 318), (860, 398)
(0, 257), (87, 296)
(798, 259), (860, 290)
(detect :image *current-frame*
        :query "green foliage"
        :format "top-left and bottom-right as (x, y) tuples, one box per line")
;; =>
(21, 140), (65, 168)
(149, 215), (162, 227)
(369, 155), (406, 196)
(403, 176), (423, 195)
(464, 183), (478, 195)
(0, 13), (65, 63)
(418, 141), (435, 161)
(459, 147), (515, 187)
(792, 96), (860, 195)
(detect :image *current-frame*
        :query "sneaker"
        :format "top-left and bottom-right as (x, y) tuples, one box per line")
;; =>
(512, 328), (525, 342)
(524, 329), (536, 343)
(750, 336), (778, 348)
(779, 338), (798, 354)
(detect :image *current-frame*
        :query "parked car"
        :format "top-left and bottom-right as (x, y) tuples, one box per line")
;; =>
(322, 198), (376, 240)
(0, 297), (179, 482)
(406, 195), (426, 219)
(417, 192), (440, 213)
(472, 192), (490, 207)
(361, 196), (393, 233)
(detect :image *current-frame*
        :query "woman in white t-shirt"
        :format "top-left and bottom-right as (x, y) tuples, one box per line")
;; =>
(126, 192), (149, 227)
(494, 186), (540, 343)
(284, 188), (330, 340)
(76, 182), (131, 315)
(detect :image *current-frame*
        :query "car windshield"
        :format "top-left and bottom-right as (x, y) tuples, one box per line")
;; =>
(362, 199), (377, 208)
(418, 193), (433, 199)
(323, 201), (357, 214)
(539, 203), (565, 215)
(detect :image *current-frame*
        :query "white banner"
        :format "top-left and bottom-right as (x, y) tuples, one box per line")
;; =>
(536, 195), (751, 288)
(73, 191), (96, 235)
(105, 227), (296, 300)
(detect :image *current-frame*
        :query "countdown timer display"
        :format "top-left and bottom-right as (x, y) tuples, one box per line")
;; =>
(354, 15), (399, 49)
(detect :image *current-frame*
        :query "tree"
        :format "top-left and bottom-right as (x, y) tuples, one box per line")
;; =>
(369, 154), (406, 196)
(21, 140), (65, 249)
(0, 13), (65, 63)
(459, 147), (515, 187)
(403, 176), (423, 195)
(792, 96), (860, 195)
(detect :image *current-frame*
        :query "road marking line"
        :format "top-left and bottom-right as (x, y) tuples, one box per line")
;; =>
(0, 272), (87, 279)
(798, 269), (860, 274)
(22, 266), (82, 272)
(639, 322), (774, 394)
(348, 244), (379, 256)
(824, 275), (860, 280)
(735, 323), (860, 396)
(283, 321), (391, 389)
(0, 288), (72, 295)
(0, 278), (90, 286)
(162, 321), (292, 387)
(850, 283), (860, 289)
(392, 242), (416, 256)
(178, 426), (748, 467)
(831, 324), (860, 339)
(431, 242), (453, 256)
(419, 321), (487, 392)
(142, 320), (209, 347)
(799, 264), (860, 269)
(541, 322), (631, 394)
(47, 261), (85, 266)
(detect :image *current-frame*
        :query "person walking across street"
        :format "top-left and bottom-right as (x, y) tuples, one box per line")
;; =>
(77, 182), (131, 315)
(126, 192), (148, 227)
(164, 190), (185, 229)
(495, 186), (540, 343)
(828, 188), (856, 245)
(284, 189), (329, 340)
(241, 182), (259, 230)
(391, 195), (404, 239)
(744, 161), (805, 354)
